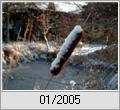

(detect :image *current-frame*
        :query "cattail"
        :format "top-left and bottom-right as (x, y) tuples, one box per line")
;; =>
(45, 25), (83, 89)
(50, 25), (83, 76)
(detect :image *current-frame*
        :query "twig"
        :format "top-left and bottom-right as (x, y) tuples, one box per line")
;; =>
(44, 75), (54, 90)
(82, 12), (91, 26)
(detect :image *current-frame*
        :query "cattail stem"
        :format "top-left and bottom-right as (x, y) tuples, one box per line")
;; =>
(44, 75), (54, 90)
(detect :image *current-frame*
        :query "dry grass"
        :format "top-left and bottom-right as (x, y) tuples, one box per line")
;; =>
(89, 44), (118, 64)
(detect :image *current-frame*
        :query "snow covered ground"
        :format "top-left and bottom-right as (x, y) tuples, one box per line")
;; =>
(2, 42), (117, 90)
(72, 44), (107, 56)
(2, 41), (106, 68)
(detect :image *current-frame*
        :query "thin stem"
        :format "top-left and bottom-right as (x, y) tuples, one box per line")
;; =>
(44, 75), (54, 90)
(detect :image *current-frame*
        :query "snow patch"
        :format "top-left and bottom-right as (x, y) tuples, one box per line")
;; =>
(72, 44), (107, 56)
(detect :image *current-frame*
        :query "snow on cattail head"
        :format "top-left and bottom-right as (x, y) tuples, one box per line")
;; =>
(50, 25), (83, 75)
(73, 25), (83, 34)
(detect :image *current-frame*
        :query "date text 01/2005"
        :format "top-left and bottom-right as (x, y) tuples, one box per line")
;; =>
(40, 95), (81, 104)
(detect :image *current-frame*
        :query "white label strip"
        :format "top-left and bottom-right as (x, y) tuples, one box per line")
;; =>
(1, 91), (119, 109)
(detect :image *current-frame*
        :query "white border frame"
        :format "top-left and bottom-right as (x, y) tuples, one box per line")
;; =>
(0, 0), (119, 92)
